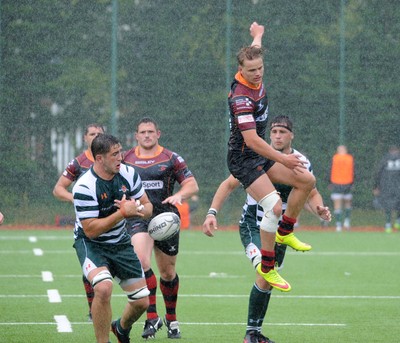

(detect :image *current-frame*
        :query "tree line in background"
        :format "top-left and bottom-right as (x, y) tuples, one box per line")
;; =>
(0, 0), (398, 223)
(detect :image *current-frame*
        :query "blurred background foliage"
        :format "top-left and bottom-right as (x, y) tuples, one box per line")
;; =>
(0, 0), (399, 225)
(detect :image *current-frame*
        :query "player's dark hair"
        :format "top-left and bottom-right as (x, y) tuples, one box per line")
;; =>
(136, 117), (159, 131)
(269, 115), (293, 132)
(84, 123), (105, 135)
(91, 133), (120, 157)
(237, 46), (264, 66)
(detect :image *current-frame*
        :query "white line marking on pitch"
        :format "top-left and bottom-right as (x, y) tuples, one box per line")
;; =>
(54, 315), (72, 332)
(0, 236), (71, 241)
(33, 248), (43, 256)
(0, 321), (345, 328)
(1, 249), (399, 256)
(28, 236), (37, 242)
(42, 271), (54, 282)
(47, 289), (61, 303)
(184, 322), (346, 327)
(1, 293), (399, 300)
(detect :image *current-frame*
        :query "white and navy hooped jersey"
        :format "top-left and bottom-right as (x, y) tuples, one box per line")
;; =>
(239, 148), (313, 226)
(72, 163), (145, 243)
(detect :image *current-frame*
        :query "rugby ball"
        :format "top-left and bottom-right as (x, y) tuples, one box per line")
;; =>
(148, 212), (181, 241)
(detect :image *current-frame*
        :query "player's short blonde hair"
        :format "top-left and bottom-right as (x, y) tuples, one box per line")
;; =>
(237, 46), (264, 66)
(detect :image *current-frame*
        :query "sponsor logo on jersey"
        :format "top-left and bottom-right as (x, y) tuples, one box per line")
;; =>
(142, 180), (163, 189)
(238, 114), (254, 124)
(235, 97), (250, 106)
(135, 160), (155, 165)
(234, 98), (252, 111)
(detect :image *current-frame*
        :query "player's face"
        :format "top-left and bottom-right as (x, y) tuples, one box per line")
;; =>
(135, 123), (160, 150)
(101, 143), (123, 177)
(85, 127), (104, 148)
(270, 127), (294, 154)
(239, 58), (264, 86)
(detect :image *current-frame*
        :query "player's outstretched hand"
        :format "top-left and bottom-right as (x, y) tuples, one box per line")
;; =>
(203, 215), (218, 237)
(162, 193), (182, 206)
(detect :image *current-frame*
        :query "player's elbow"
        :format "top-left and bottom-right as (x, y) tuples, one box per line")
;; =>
(186, 179), (199, 196)
(192, 182), (199, 195)
(83, 228), (99, 240)
(52, 187), (61, 199)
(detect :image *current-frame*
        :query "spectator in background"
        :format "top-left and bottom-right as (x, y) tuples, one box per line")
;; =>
(0, 212), (4, 225)
(373, 145), (400, 233)
(176, 195), (199, 230)
(329, 145), (354, 232)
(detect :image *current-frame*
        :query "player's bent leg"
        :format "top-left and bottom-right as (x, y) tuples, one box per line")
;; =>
(142, 268), (164, 339)
(256, 192), (292, 291)
(89, 269), (114, 342)
(258, 191), (281, 234)
(82, 274), (94, 321)
(112, 280), (150, 342)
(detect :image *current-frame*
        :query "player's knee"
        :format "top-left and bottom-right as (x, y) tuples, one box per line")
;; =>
(91, 270), (113, 299)
(92, 270), (113, 288)
(92, 271), (113, 302)
(296, 172), (315, 192)
(125, 285), (150, 303)
(272, 201), (282, 217)
(259, 191), (281, 233)
(304, 172), (316, 190)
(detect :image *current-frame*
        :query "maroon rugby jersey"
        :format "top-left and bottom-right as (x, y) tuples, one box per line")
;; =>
(228, 72), (269, 158)
(62, 150), (94, 182)
(123, 145), (194, 216)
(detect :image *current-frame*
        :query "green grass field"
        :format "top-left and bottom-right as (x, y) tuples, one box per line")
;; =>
(0, 228), (399, 342)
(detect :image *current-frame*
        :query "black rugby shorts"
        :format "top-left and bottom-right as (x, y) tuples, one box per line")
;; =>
(227, 150), (275, 189)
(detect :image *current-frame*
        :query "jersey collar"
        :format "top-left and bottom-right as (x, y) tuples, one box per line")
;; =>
(84, 149), (95, 162)
(135, 145), (163, 158)
(235, 71), (262, 90)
